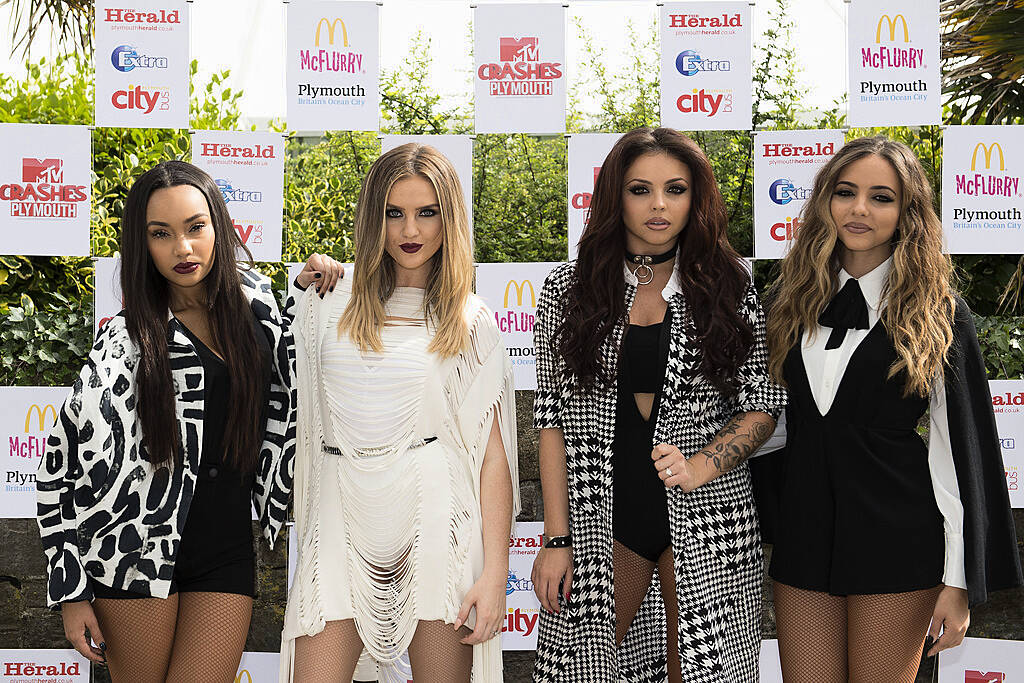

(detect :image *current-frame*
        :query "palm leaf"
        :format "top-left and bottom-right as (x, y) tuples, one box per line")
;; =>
(2, 0), (92, 57)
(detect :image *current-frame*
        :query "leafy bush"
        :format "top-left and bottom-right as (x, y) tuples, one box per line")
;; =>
(975, 315), (1024, 380)
(0, 293), (91, 386)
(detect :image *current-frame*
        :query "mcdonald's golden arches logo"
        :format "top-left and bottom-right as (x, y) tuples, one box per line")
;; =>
(234, 670), (253, 683)
(315, 17), (349, 47)
(25, 404), (57, 432)
(875, 14), (909, 42)
(970, 142), (1006, 171)
(504, 279), (535, 307)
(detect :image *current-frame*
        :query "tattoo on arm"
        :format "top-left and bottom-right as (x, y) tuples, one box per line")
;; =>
(696, 414), (775, 474)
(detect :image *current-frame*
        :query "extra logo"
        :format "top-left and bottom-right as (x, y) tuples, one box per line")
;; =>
(769, 178), (811, 205)
(676, 88), (731, 117)
(999, 437), (1015, 449)
(675, 50), (731, 76)
(216, 179), (263, 204)
(1, 157), (88, 219)
(111, 45), (168, 72)
(478, 36), (563, 97)
(955, 142), (1021, 198)
(497, 280), (536, 333)
(302, 17), (363, 73)
(111, 84), (168, 114)
(965, 672), (1005, 683)
(506, 570), (534, 595)
(862, 14), (924, 69)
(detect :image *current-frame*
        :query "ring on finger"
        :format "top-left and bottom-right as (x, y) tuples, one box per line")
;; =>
(666, 467), (672, 476)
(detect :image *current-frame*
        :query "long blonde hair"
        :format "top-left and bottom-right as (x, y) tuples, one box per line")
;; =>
(338, 143), (473, 357)
(766, 136), (955, 398)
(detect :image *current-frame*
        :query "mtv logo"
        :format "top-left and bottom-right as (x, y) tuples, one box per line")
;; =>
(500, 37), (539, 62)
(965, 671), (1005, 683)
(23, 158), (63, 183)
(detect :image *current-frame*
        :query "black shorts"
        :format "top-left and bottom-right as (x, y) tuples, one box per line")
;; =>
(92, 461), (256, 599)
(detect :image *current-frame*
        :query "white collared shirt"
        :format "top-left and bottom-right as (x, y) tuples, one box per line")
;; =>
(623, 257), (685, 302)
(760, 257), (966, 589)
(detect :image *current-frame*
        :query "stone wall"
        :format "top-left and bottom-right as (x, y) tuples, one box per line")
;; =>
(1, 389), (1021, 682)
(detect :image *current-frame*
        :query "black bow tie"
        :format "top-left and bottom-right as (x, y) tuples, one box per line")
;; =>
(818, 278), (869, 350)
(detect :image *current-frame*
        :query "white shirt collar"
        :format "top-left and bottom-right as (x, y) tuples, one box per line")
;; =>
(837, 256), (892, 312)
(622, 256), (684, 302)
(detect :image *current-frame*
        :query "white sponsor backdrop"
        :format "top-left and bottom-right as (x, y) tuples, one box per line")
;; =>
(0, 124), (90, 256)
(94, 256), (121, 334)
(504, 521), (543, 650)
(234, 651), (278, 683)
(381, 135), (474, 231)
(567, 133), (622, 260)
(938, 636), (1024, 681)
(753, 129), (844, 259)
(991, 379), (1024, 509)
(475, 262), (561, 391)
(474, 3), (566, 135)
(941, 125), (1024, 254)
(847, 0), (939, 127)
(0, 387), (70, 518)
(286, 1), (380, 132)
(0, 649), (89, 682)
(191, 130), (286, 261)
(660, 2), (752, 131)
(758, 639), (784, 682)
(94, 0), (190, 129)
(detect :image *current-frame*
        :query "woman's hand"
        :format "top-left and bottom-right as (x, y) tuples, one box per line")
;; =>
(295, 253), (344, 295)
(926, 585), (969, 656)
(61, 600), (106, 664)
(652, 443), (703, 492)
(531, 546), (573, 614)
(454, 569), (507, 645)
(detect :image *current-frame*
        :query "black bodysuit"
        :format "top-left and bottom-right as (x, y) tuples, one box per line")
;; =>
(612, 320), (671, 562)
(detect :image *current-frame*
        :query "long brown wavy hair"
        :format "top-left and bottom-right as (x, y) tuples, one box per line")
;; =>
(766, 136), (955, 397)
(120, 161), (262, 472)
(338, 143), (473, 357)
(559, 127), (753, 393)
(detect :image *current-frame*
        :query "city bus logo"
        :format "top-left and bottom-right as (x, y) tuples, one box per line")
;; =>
(25, 404), (57, 432)
(971, 142), (1005, 171)
(504, 279), (535, 307)
(315, 18), (348, 47)
(876, 14), (909, 42)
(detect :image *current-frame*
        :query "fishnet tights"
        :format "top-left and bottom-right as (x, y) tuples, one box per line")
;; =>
(293, 618), (474, 682)
(613, 541), (682, 683)
(774, 581), (942, 683)
(92, 591), (252, 683)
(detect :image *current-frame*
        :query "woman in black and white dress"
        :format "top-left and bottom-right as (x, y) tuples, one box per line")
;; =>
(755, 136), (1021, 682)
(531, 127), (785, 682)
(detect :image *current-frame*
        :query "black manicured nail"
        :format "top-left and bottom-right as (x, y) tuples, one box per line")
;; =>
(314, 272), (322, 278)
(330, 287), (334, 292)
(100, 642), (106, 651)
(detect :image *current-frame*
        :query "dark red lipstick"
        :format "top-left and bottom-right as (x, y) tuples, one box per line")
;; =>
(173, 262), (199, 274)
(400, 243), (422, 254)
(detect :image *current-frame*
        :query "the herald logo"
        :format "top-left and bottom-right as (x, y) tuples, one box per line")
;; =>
(112, 85), (163, 114)
(504, 607), (539, 636)
(965, 672), (1005, 683)
(23, 158), (62, 183)
(500, 37), (539, 62)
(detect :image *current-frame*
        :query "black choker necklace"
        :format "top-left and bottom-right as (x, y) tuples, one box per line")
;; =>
(626, 243), (677, 285)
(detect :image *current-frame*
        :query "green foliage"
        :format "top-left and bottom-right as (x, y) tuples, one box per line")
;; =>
(974, 315), (1024, 380)
(0, 292), (92, 386)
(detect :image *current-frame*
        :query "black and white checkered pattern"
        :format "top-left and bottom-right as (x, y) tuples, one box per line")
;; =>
(532, 262), (785, 682)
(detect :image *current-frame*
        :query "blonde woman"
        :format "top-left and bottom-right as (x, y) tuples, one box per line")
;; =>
(281, 144), (519, 681)
(754, 136), (1021, 682)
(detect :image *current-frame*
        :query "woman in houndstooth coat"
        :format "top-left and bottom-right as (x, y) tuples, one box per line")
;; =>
(530, 128), (786, 682)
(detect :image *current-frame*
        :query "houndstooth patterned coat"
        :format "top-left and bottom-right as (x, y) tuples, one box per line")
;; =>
(531, 261), (785, 682)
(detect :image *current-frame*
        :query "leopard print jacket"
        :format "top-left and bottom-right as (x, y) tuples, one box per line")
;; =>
(36, 268), (296, 607)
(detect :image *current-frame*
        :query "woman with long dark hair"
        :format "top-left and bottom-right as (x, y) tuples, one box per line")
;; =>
(36, 160), (341, 682)
(755, 136), (1021, 682)
(530, 127), (785, 681)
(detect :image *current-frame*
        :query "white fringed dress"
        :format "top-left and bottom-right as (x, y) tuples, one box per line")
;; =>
(281, 280), (519, 682)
